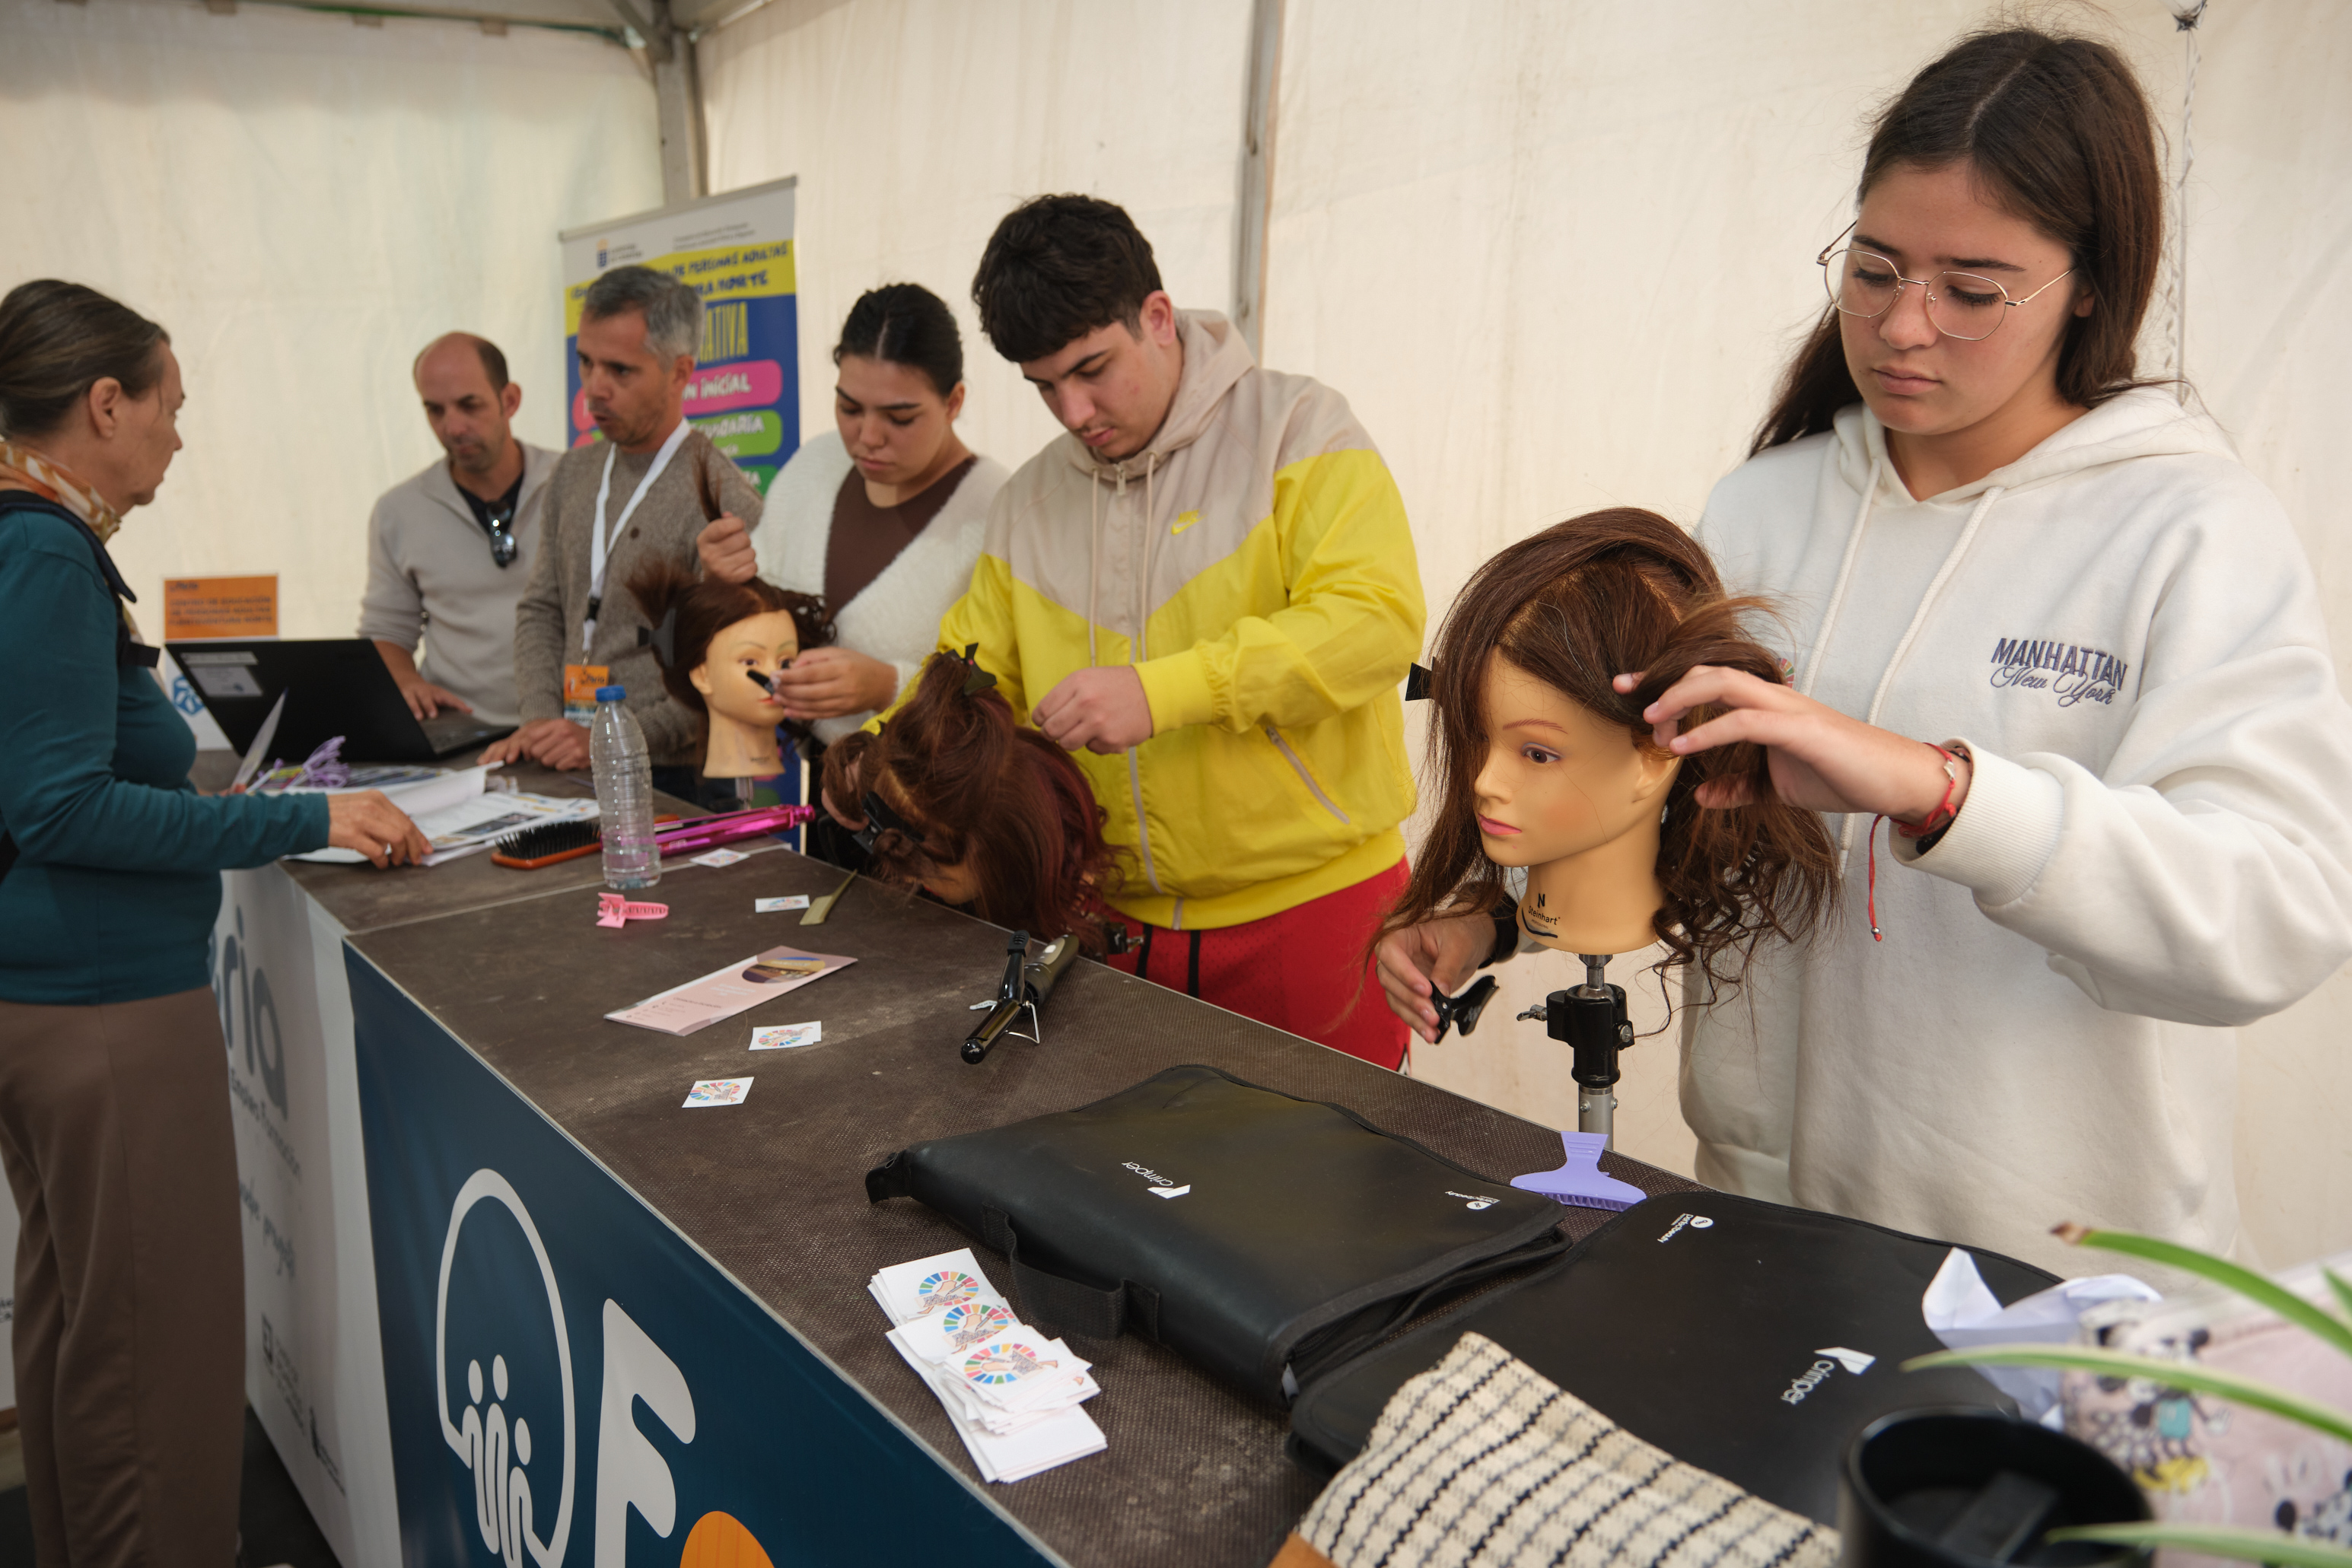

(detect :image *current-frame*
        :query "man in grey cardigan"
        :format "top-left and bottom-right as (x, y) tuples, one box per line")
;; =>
(358, 332), (553, 725)
(486, 267), (761, 775)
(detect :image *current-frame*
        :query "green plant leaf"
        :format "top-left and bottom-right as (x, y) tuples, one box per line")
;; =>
(2326, 1268), (2352, 1330)
(1901, 1344), (2352, 1446)
(2048, 1522), (2352, 1568)
(2064, 1228), (2352, 1361)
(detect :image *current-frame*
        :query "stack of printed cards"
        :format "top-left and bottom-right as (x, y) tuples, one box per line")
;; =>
(869, 1248), (1106, 1482)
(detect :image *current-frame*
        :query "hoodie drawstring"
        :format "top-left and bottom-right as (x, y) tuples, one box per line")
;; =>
(1835, 482), (2008, 871)
(1136, 453), (1159, 661)
(1797, 453), (1880, 700)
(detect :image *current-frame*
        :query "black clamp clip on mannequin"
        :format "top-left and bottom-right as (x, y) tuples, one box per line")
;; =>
(1516, 953), (1634, 1144)
(963, 930), (1083, 1064)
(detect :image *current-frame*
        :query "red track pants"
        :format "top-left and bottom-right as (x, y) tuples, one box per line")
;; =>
(1109, 859), (1411, 1070)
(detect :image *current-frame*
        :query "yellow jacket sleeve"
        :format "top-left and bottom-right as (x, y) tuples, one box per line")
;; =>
(1134, 448), (1425, 735)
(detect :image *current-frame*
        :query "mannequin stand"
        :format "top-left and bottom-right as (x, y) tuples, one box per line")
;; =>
(1517, 953), (1633, 1145)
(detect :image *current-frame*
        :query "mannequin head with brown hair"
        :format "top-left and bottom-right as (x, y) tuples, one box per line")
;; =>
(822, 653), (1121, 951)
(626, 560), (835, 778)
(1382, 508), (1835, 993)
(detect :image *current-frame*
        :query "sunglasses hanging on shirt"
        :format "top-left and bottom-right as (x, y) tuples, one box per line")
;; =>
(458, 469), (526, 568)
(484, 510), (519, 568)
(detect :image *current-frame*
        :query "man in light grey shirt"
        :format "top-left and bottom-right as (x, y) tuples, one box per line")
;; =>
(358, 332), (555, 726)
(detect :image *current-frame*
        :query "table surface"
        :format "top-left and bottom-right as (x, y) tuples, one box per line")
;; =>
(190, 752), (724, 935)
(331, 841), (1703, 1568)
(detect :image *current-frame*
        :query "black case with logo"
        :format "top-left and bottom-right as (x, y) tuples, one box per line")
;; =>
(864, 1064), (1570, 1406)
(1287, 1192), (2060, 1523)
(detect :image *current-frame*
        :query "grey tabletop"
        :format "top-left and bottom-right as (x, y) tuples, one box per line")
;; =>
(346, 849), (1702, 1567)
(189, 751), (719, 935)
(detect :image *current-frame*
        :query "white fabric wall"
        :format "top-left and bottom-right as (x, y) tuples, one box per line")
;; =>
(6, 0), (2336, 1265)
(700, 0), (2350, 1267)
(0, 0), (664, 639)
(697, 0), (1250, 472)
(1259, 0), (2352, 1268)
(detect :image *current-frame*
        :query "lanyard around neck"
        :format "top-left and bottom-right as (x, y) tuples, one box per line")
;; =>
(584, 418), (692, 652)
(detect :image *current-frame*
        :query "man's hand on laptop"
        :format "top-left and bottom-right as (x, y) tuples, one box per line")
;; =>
(393, 670), (473, 720)
(481, 718), (591, 772)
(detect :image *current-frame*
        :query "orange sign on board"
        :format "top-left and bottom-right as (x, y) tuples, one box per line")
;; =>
(163, 575), (278, 641)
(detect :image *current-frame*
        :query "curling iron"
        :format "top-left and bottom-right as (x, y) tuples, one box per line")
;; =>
(962, 930), (1083, 1064)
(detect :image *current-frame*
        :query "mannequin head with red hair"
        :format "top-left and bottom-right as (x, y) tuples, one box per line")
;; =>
(823, 652), (1122, 950)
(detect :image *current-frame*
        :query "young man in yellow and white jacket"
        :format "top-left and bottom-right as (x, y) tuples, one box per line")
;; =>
(893, 195), (1424, 1066)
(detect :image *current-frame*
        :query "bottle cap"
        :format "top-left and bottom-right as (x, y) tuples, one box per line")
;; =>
(595, 685), (626, 701)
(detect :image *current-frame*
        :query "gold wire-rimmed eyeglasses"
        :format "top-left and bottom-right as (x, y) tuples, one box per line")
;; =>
(1816, 221), (2076, 342)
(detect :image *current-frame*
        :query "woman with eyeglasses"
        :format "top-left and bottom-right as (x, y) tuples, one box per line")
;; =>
(0, 280), (429, 1562)
(1380, 28), (2352, 1276)
(697, 283), (1008, 862)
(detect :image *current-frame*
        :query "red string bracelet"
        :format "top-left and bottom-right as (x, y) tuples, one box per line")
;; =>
(1867, 744), (1963, 942)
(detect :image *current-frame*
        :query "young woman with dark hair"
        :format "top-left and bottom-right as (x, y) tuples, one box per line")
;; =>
(821, 652), (1120, 953)
(1383, 29), (2352, 1275)
(697, 283), (1007, 789)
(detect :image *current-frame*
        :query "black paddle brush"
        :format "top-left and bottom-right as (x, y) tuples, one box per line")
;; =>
(490, 819), (601, 870)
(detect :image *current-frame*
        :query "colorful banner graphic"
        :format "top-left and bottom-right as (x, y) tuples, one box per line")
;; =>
(348, 953), (1049, 1564)
(559, 178), (800, 495)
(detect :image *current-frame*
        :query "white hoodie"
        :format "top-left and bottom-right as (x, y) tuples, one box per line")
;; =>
(1687, 386), (2352, 1277)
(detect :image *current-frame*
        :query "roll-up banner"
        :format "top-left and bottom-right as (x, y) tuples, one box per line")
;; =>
(559, 177), (800, 493)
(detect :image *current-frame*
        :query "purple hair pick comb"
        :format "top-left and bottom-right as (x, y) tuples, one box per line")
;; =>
(1510, 1131), (1646, 1213)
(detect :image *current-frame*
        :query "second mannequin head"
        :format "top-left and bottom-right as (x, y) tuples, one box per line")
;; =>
(629, 559), (835, 778)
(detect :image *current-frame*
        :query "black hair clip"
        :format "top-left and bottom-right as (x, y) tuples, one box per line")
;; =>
(1405, 663), (1436, 701)
(637, 606), (681, 667)
(852, 787), (921, 855)
(1428, 973), (1497, 1043)
(955, 642), (998, 697)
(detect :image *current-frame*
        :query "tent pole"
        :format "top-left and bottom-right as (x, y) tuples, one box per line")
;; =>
(648, 0), (708, 202)
(613, 0), (707, 202)
(1231, 0), (1286, 356)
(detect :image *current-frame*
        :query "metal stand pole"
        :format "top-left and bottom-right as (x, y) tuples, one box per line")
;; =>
(1518, 953), (1633, 1147)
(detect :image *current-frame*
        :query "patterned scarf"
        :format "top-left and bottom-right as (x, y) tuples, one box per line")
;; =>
(0, 439), (125, 542)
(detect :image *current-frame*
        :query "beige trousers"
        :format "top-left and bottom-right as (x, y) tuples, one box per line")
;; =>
(0, 986), (243, 1568)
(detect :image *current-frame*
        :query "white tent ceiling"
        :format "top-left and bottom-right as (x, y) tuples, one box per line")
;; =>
(172, 0), (794, 41)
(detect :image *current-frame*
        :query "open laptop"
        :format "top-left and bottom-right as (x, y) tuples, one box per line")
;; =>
(169, 639), (515, 765)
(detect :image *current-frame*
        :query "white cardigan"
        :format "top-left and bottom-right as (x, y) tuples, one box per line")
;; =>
(752, 430), (1007, 744)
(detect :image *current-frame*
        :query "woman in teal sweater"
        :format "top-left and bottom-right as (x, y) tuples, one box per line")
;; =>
(0, 280), (428, 1566)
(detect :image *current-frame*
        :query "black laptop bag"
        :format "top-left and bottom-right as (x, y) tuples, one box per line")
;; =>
(865, 1064), (1571, 1406)
(1287, 1191), (2061, 1525)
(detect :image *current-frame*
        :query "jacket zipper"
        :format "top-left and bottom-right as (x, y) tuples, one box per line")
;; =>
(1113, 463), (1166, 898)
(1264, 723), (1351, 825)
(1126, 748), (1163, 897)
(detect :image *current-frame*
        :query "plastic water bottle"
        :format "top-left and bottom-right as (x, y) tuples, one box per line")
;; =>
(589, 685), (660, 890)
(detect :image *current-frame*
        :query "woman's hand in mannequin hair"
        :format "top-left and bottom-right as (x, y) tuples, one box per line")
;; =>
(769, 646), (898, 720)
(1619, 667), (1971, 822)
(1375, 908), (1494, 1045)
(695, 514), (758, 585)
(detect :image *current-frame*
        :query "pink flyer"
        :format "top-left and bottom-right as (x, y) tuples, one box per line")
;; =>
(605, 945), (855, 1036)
